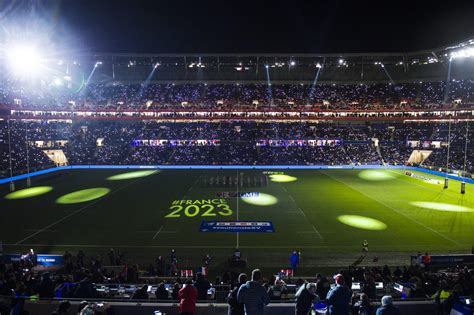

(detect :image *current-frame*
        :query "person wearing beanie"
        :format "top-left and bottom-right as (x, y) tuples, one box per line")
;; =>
(376, 295), (400, 315)
(325, 274), (352, 315)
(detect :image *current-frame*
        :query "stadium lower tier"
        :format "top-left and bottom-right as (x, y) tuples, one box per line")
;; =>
(0, 120), (472, 177)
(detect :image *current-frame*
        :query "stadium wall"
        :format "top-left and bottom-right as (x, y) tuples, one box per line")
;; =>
(1, 165), (473, 185)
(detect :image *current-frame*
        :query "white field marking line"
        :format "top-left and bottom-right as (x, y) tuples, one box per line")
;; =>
(323, 171), (463, 246)
(312, 225), (324, 239)
(4, 243), (463, 249)
(24, 229), (59, 232)
(15, 176), (149, 245)
(289, 195), (296, 203)
(152, 226), (164, 240)
(285, 210), (304, 214)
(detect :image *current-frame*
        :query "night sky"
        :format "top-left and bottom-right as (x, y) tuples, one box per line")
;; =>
(1, 0), (474, 54)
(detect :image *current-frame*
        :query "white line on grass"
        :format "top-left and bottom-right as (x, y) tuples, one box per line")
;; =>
(15, 176), (150, 245)
(298, 208), (306, 217)
(322, 171), (463, 246)
(312, 225), (324, 239)
(152, 226), (164, 240)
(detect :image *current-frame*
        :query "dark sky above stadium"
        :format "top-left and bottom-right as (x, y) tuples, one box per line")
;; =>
(2, 0), (474, 54)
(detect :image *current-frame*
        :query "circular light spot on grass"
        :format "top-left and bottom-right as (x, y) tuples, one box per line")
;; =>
(269, 174), (297, 182)
(410, 201), (474, 213)
(106, 170), (159, 181)
(338, 215), (387, 230)
(358, 170), (395, 181)
(5, 186), (53, 200)
(56, 188), (111, 204)
(241, 193), (278, 206)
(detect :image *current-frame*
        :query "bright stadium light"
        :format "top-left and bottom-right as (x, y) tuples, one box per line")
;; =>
(450, 47), (474, 60)
(6, 44), (44, 76)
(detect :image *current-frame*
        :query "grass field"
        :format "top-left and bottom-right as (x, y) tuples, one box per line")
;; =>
(2, 168), (474, 275)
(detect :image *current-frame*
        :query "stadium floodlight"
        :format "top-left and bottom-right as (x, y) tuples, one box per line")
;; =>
(94, 61), (103, 68)
(338, 58), (344, 64)
(6, 44), (44, 76)
(53, 78), (62, 86)
(315, 63), (322, 68)
(450, 47), (474, 60)
(290, 60), (296, 66)
(265, 64), (269, 69)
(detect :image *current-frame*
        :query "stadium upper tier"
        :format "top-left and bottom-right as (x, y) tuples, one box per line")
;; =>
(0, 81), (473, 118)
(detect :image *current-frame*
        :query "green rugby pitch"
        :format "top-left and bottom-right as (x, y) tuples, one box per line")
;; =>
(2, 168), (473, 273)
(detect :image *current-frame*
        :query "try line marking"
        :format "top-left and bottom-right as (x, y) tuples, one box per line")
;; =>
(14, 176), (152, 245)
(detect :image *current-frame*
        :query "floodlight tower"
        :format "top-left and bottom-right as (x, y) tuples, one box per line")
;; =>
(25, 121), (31, 187)
(461, 122), (469, 194)
(444, 119), (452, 189)
(7, 119), (14, 191)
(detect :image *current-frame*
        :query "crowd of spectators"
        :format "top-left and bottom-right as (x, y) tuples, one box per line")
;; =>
(1, 249), (474, 314)
(1, 120), (472, 177)
(1, 80), (474, 111)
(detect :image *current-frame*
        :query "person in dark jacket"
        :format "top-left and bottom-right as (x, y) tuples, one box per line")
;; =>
(295, 282), (318, 315)
(195, 272), (211, 300)
(131, 284), (148, 300)
(237, 269), (270, 315)
(326, 274), (352, 315)
(375, 295), (400, 315)
(172, 283), (181, 300)
(179, 279), (198, 315)
(227, 273), (247, 315)
(73, 277), (96, 299)
(38, 272), (54, 298)
(155, 282), (169, 300)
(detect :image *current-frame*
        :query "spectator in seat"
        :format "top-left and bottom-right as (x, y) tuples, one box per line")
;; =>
(131, 284), (148, 300)
(376, 295), (400, 315)
(38, 272), (54, 298)
(237, 269), (270, 315)
(352, 293), (373, 315)
(326, 274), (352, 315)
(315, 274), (330, 302)
(179, 279), (198, 315)
(172, 282), (181, 300)
(195, 272), (211, 300)
(73, 276), (96, 299)
(295, 282), (318, 315)
(155, 282), (169, 300)
(228, 273), (247, 315)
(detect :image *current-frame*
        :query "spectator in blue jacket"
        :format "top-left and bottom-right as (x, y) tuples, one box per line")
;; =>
(326, 274), (352, 315)
(290, 251), (300, 270)
(237, 269), (270, 315)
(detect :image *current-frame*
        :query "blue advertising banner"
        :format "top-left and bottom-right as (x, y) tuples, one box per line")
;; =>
(37, 255), (63, 267)
(0, 254), (62, 266)
(200, 221), (274, 232)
